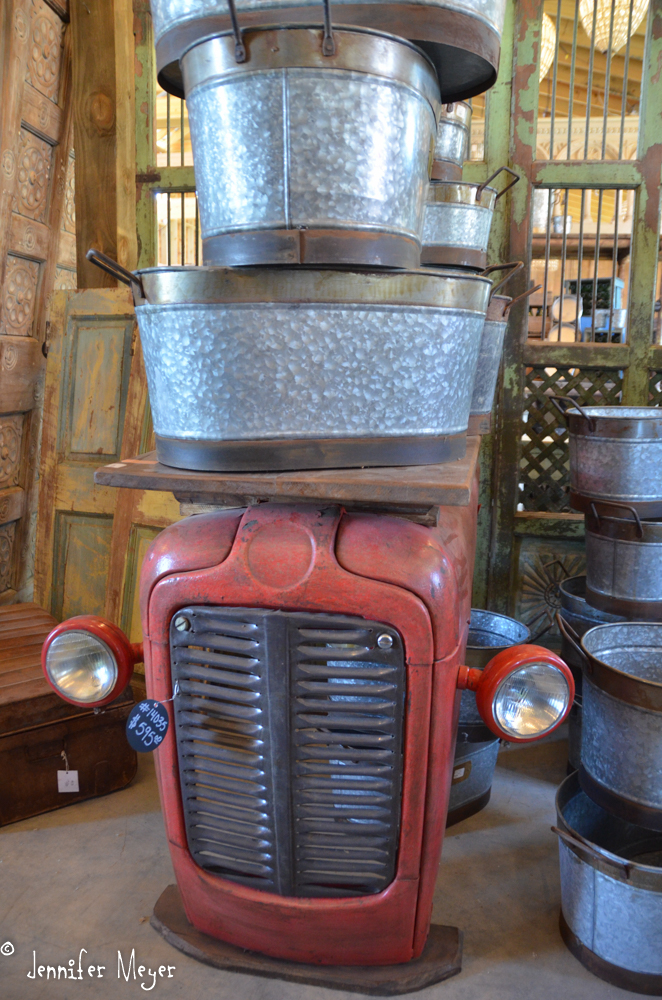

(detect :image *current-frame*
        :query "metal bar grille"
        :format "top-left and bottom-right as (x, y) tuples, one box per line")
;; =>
(170, 608), (405, 899)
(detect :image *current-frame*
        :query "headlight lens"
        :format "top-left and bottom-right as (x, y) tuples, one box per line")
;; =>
(45, 630), (118, 703)
(493, 662), (570, 738)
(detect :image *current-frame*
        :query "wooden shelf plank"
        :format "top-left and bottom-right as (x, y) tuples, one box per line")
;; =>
(94, 438), (481, 510)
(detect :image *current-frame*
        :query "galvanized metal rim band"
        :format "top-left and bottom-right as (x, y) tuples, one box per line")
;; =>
(569, 490), (662, 517)
(438, 101), (472, 126)
(578, 765), (662, 840)
(560, 911), (662, 992)
(584, 587), (662, 623)
(568, 407), (662, 440)
(556, 772), (662, 891)
(586, 517), (662, 543)
(181, 24), (441, 114)
(580, 632), (662, 711)
(135, 266), (492, 309)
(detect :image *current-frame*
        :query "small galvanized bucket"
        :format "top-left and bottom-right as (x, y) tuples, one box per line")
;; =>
(457, 608), (531, 744)
(430, 101), (472, 182)
(420, 166), (519, 270)
(558, 617), (662, 832)
(551, 399), (662, 516)
(180, 16), (440, 269)
(555, 771), (662, 994)
(585, 501), (662, 621)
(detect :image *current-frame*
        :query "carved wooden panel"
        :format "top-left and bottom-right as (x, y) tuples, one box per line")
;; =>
(25, 4), (65, 103)
(0, 521), (17, 593)
(54, 266), (75, 289)
(3, 255), (39, 336)
(62, 151), (75, 233)
(0, 415), (24, 489)
(12, 128), (53, 224)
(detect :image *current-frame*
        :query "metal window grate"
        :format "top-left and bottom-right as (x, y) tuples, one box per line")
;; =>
(520, 366), (623, 512)
(170, 607), (405, 898)
(537, 1), (647, 162)
(529, 185), (633, 343)
(156, 191), (201, 266)
(156, 87), (193, 167)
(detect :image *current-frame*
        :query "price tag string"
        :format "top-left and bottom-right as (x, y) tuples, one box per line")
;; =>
(161, 679), (180, 704)
(60, 750), (70, 773)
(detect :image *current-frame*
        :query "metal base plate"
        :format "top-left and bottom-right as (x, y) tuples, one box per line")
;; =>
(578, 765), (662, 833)
(569, 490), (662, 518)
(151, 884), (463, 995)
(155, 432), (468, 473)
(420, 245), (486, 270)
(584, 584), (662, 621)
(202, 229), (421, 269)
(156, 10), (499, 102)
(446, 787), (491, 828)
(560, 910), (662, 996)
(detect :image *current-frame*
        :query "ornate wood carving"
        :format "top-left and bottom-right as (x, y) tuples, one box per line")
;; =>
(13, 128), (53, 224)
(0, 415), (23, 488)
(25, 6), (65, 103)
(3, 255), (39, 336)
(0, 521), (17, 593)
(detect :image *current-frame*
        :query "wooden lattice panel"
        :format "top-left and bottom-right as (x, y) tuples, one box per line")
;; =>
(520, 366), (623, 513)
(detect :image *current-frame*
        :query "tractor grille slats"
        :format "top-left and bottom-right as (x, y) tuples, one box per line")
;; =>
(170, 608), (404, 899)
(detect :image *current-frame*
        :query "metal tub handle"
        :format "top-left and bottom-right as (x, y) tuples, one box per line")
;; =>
(589, 500), (644, 538)
(481, 260), (524, 298)
(502, 283), (542, 317)
(86, 248), (145, 302)
(225, 0), (335, 61)
(555, 613), (590, 672)
(477, 166), (519, 204)
(552, 826), (632, 879)
(549, 395), (596, 432)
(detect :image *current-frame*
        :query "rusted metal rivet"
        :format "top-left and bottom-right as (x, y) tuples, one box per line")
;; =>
(174, 615), (191, 632)
(377, 633), (393, 650)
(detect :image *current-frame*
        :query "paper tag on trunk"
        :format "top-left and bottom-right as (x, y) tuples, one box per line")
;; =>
(57, 770), (79, 793)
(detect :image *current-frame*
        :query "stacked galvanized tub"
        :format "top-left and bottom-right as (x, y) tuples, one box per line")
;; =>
(552, 400), (662, 992)
(88, 0), (522, 472)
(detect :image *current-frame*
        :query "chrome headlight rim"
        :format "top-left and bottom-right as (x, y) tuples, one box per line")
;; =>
(41, 615), (139, 708)
(45, 629), (119, 704)
(492, 662), (571, 740)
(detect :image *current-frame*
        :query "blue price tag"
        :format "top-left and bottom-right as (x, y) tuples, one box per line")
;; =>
(125, 699), (169, 753)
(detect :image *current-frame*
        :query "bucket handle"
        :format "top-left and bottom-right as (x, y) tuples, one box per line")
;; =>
(589, 500), (644, 538)
(551, 826), (632, 879)
(86, 248), (145, 301)
(225, 0), (335, 60)
(477, 166), (520, 204)
(549, 395), (596, 432)
(555, 613), (590, 672)
(481, 261), (524, 299)
(503, 283), (542, 317)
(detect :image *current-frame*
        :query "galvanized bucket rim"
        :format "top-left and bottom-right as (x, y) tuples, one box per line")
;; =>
(569, 406), (662, 420)
(180, 21), (438, 75)
(578, 622), (662, 710)
(556, 772), (662, 889)
(467, 608), (530, 651)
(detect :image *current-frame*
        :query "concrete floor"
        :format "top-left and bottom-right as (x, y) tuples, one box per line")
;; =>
(0, 736), (633, 1000)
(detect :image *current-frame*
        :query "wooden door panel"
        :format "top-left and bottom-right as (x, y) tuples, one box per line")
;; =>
(51, 511), (113, 619)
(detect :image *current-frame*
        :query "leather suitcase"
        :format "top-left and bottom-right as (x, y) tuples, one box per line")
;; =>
(0, 603), (137, 826)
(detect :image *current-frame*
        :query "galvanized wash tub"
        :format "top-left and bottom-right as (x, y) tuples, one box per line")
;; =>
(551, 400), (662, 516)
(560, 619), (662, 831)
(556, 771), (662, 994)
(446, 739), (499, 827)
(151, 0), (507, 103)
(87, 252), (491, 472)
(420, 167), (519, 269)
(585, 502), (662, 621)
(457, 608), (530, 744)
(431, 101), (471, 182)
(181, 26), (440, 269)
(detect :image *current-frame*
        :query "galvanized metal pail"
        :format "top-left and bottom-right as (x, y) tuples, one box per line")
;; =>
(457, 608), (531, 744)
(555, 771), (662, 994)
(430, 101), (472, 182)
(87, 251), (491, 472)
(551, 399), (662, 516)
(585, 502), (662, 621)
(559, 618), (662, 832)
(151, 0), (507, 104)
(447, 739), (500, 827)
(180, 25), (440, 269)
(420, 167), (519, 269)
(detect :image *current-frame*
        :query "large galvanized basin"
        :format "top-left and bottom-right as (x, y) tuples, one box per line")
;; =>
(552, 400), (662, 515)
(567, 621), (662, 831)
(181, 26), (440, 269)
(585, 502), (662, 620)
(447, 739), (499, 827)
(109, 263), (490, 472)
(556, 771), (662, 993)
(150, 0), (507, 103)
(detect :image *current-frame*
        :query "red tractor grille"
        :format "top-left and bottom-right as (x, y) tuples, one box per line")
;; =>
(170, 607), (405, 898)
